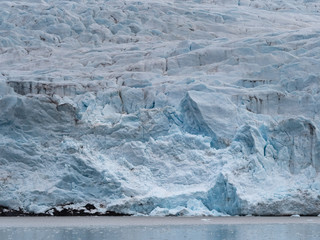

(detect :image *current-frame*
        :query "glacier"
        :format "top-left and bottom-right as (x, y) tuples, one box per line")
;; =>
(1, 0), (320, 216)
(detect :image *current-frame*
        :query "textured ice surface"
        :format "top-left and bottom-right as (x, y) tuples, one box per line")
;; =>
(1, 0), (320, 216)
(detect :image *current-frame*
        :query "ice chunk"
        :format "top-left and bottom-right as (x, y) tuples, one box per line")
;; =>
(0, 79), (14, 98)
(203, 174), (243, 215)
(269, 118), (319, 174)
(181, 91), (238, 148)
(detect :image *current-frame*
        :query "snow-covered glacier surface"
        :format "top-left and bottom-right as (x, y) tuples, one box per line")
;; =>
(1, 0), (320, 216)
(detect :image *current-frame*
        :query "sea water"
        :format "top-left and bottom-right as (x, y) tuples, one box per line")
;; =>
(0, 217), (319, 240)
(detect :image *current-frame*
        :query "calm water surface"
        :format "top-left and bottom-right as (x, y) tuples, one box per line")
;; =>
(1, 217), (320, 240)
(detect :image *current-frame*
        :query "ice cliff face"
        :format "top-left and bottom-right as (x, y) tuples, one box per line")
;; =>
(1, 0), (320, 216)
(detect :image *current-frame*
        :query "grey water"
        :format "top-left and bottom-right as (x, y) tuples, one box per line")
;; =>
(1, 217), (320, 240)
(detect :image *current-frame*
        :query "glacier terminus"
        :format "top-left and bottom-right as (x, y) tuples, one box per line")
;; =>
(1, 0), (320, 216)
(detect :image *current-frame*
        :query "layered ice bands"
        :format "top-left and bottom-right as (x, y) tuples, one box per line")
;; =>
(1, 0), (320, 216)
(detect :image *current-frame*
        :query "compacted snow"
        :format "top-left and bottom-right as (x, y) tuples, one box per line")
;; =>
(1, 0), (320, 216)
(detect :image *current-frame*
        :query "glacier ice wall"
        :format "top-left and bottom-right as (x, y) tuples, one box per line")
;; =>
(1, 0), (320, 216)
